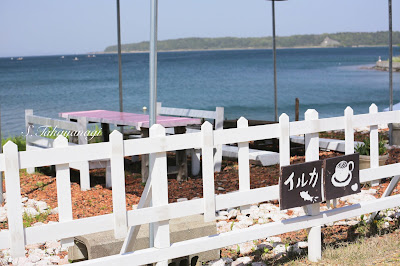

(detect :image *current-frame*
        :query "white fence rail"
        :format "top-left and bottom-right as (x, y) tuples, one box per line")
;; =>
(0, 105), (399, 264)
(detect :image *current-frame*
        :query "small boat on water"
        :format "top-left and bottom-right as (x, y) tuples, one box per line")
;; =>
(92, 55), (96, 58)
(73, 57), (79, 61)
(17, 57), (23, 61)
(61, 56), (65, 59)
(10, 57), (13, 60)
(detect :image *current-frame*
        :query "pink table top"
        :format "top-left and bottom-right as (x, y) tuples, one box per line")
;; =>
(59, 110), (201, 129)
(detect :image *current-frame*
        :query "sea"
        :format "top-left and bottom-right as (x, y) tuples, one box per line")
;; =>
(0, 47), (399, 136)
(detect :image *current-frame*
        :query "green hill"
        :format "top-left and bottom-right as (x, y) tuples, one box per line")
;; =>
(104, 31), (400, 53)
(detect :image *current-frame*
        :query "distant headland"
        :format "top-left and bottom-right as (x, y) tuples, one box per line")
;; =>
(104, 31), (400, 53)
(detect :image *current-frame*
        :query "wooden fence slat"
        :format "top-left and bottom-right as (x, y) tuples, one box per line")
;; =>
(25, 109), (35, 174)
(54, 136), (74, 247)
(304, 109), (321, 262)
(369, 104), (380, 186)
(3, 141), (25, 257)
(26, 114), (81, 132)
(345, 107), (355, 156)
(149, 125), (170, 266)
(214, 107), (224, 172)
(201, 122), (216, 222)
(279, 114), (290, 167)
(110, 131), (128, 239)
(237, 117), (251, 211)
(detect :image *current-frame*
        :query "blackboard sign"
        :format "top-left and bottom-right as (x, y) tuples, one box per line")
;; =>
(280, 160), (323, 210)
(324, 153), (360, 201)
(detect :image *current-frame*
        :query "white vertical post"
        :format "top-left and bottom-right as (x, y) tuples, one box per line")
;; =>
(304, 109), (321, 262)
(369, 104), (380, 186)
(77, 117), (90, 191)
(238, 117), (251, 211)
(150, 124), (170, 266)
(191, 149), (201, 176)
(54, 136), (74, 247)
(3, 142), (25, 257)
(25, 109), (35, 174)
(345, 107), (354, 155)
(110, 131), (128, 239)
(201, 122), (216, 222)
(213, 107), (224, 172)
(279, 114), (290, 167)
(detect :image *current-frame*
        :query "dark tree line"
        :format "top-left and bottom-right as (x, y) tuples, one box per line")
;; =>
(104, 31), (400, 53)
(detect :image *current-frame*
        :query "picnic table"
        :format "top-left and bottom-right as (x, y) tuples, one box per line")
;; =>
(59, 110), (201, 181)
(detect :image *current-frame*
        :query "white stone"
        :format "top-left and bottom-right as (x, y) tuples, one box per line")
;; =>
(49, 256), (60, 264)
(177, 198), (187, 202)
(384, 217), (393, 222)
(12, 257), (32, 265)
(232, 256), (252, 266)
(28, 254), (41, 263)
(236, 215), (246, 221)
(257, 218), (265, 224)
(252, 262), (266, 266)
(267, 236), (281, 243)
(232, 223), (248, 231)
(273, 244), (287, 255)
(51, 207), (59, 215)
(383, 222), (390, 229)
(386, 210), (395, 218)
(216, 215), (228, 221)
(228, 209), (238, 219)
(238, 241), (256, 255)
(21, 197), (28, 203)
(217, 221), (228, 228)
(239, 217), (254, 227)
(25, 199), (37, 208)
(35, 201), (49, 213)
(296, 241), (308, 249)
(26, 243), (42, 249)
(218, 211), (229, 217)
(23, 207), (39, 217)
(45, 241), (60, 249)
(209, 257), (233, 266)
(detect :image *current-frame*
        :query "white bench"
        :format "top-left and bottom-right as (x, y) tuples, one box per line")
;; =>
(25, 110), (110, 191)
(157, 102), (224, 174)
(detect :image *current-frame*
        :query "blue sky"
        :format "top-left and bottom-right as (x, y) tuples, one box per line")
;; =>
(0, 0), (398, 57)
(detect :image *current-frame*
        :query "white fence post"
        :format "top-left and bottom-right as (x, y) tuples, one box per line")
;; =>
(304, 109), (321, 262)
(238, 117), (251, 211)
(214, 107), (224, 172)
(369, 104), (380, 186)
(110, 131), (128, 239)
(150, 125), (170, 266)
(202, 122), (216, 222)
(25, 109), (35, 174)
(279, 114), (290, 167)
(77, 117), (90, 191)
(345, 107), (354, 156)
(54, 136), (74, 247)
(3, 141), (25, 258)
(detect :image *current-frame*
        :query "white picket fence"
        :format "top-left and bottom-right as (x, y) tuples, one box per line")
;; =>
(0, 104), (400, 265)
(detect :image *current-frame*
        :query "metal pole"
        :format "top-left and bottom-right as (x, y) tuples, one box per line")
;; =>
(116, 0), (124, 133)
(272, 0), (278, 122)
(149, 0), (158, 249)
(389, 0), (393, 145)
(149, 0), (158, 127)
